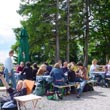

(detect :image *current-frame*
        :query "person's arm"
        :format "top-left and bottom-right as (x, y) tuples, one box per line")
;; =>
(21, 67), (26, 75)
(0, 74), (10, 89)
(81, 67), (88, 80)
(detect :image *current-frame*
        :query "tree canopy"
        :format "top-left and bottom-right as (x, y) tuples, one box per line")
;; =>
(12, 0), (110, 65)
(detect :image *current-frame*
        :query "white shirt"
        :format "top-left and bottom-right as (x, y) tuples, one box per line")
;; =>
(89, 64), (99, 73)
(4, 56), (13, 73)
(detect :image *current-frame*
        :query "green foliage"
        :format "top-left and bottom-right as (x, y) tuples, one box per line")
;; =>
(12, 0), (110, 65)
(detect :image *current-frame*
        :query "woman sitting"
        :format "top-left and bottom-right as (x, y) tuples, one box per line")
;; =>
(0, 73), (27, 109)
(50, 63), (65, 86)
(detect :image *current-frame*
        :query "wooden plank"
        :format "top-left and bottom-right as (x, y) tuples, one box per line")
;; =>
(52, 83), (77, 89)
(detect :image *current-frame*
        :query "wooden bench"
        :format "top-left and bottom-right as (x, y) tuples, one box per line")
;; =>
(53, 80), (94, 89)
(52, 82), (79, 97)
(52, 80), (94, 96)
(52, 82), (78, 89)
(105, 77), (110, 80)
(0, 87), (7, 96)
(14, 94), (42, 110)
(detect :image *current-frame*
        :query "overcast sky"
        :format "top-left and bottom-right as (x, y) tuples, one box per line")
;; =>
(0, 0), (21, 63)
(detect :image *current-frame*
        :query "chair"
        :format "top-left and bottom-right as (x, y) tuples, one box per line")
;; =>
(24, 80), (35, 94)
(14, 80), (42, 110)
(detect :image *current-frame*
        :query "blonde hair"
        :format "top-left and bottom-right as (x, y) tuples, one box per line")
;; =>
(67, 63), (74, 70)
(92, 59), (97, 64)
(54, 63), (60, 68)
(37, 64), (47, 75)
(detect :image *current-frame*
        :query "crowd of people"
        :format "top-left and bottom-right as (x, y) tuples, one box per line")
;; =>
(0, 50), (110, 109)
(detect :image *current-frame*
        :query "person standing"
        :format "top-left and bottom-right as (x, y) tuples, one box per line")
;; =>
(4, 50), (16, 88)
(16, 61), (25, 81)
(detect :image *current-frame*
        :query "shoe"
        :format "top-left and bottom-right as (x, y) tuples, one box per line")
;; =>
(76, 94), (80, 98)
(57, 93), (63, 99)
(105, 83), (108, 88)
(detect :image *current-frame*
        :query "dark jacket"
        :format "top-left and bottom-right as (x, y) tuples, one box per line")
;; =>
(21, 66), (33, 80)
(68, 70), (76, 82)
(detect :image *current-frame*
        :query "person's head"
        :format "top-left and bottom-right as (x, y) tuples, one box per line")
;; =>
(9, 50), (14, 57)
(16, 80), (23, 91)
(26, 61), (31, 67)
(37, 64), (47, 75)
(58, 60), (62, 65)
(67, 63), (74, 70)
(77, 61), (83, 69)
(54, 63), (60, 68)
(92, 59), (98, 65)
(63, 61), (68, 67)
(33, 63), (38, 68)
(20, 62), (24, 67)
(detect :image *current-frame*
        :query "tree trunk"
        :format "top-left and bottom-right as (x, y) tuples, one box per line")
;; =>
(55, 0), (60, 62)
(83, 0), (89, 67)
(66, 0), (70, 62)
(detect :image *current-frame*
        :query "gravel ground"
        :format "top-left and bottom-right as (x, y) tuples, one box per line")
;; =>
(35, 86), (110, 110)
(1, 86), (110, 110)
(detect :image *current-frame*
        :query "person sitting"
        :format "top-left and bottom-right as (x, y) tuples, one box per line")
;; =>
(32, 63), (39, 81)
(50, 63), (65, 98)
(75, 62), (88, 98)
(16, 61), (25, 81)
(44, 62), (53, 75)
(0, 73), (27, 109)
(50, 63), (65, 86)
(21, 61), (33, 80)
(16, 62), (25, 73)
(67, 63), (76, 93)
(36, 64), (47, 76)
(89, 59), (99, 79)
(67, 62), (76, 83)
(103, 60), (110, 87)
(61, 61), (69, 74)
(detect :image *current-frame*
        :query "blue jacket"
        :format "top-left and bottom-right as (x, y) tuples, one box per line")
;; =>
(50, 68), (65, 85)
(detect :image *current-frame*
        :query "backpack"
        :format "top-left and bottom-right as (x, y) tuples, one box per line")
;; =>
(83, 83), (94, 92)
(47, 92), (63, 100)
(33, 81), (46, 96)
(1, 100), (17, 110)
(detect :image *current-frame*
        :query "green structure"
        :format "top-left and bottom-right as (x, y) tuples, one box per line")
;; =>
(18, 28), (29, 64)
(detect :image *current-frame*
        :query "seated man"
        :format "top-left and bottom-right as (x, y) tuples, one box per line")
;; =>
(0, 73), (27, 109)
(75, 62), (88, 98)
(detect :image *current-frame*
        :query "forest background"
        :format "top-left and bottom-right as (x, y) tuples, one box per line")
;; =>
(12, 0), (110, 66)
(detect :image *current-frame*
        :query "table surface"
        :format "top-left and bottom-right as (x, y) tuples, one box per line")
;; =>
(0, 86), (6, 91)
(92, 71), (105, 74)
(14, 94), (42, 102)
